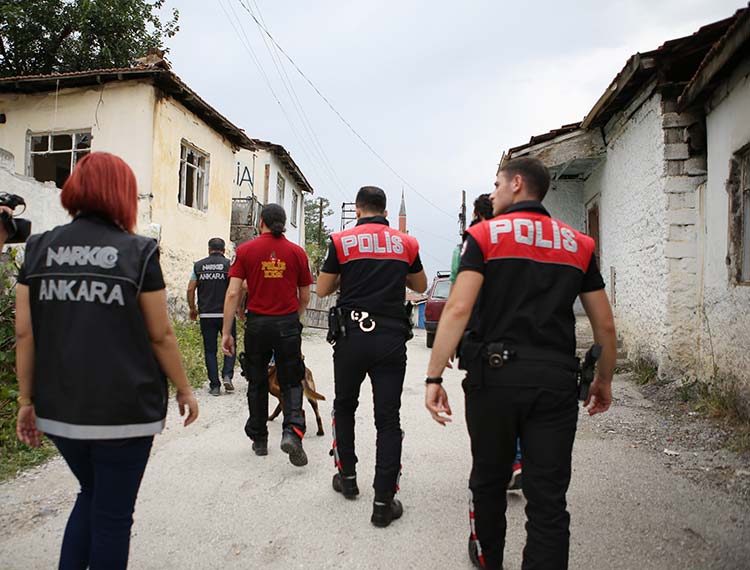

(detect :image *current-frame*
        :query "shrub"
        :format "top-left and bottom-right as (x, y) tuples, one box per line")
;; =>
(0, 250), (56, 480)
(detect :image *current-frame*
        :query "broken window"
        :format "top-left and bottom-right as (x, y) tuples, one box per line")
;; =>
(290, 190), (298, 227)
(27, 131), (91, 188)
(179, 142), (209, 211)
(728, 145), (750, 284)
(276, 173), (285, 206)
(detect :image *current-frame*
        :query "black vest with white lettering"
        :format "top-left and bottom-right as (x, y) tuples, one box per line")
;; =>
(21, 215), (167, 439)
(193, 253), (230, 318)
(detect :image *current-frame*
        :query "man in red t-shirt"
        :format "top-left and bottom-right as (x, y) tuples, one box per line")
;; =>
(222, 204), (313, 466)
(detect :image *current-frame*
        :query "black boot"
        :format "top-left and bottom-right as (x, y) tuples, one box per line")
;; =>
(332, 473), (359, 499)
(252, 439), (268, 456)
(370, 491), (403, 528)
(280, 384), (307, 466)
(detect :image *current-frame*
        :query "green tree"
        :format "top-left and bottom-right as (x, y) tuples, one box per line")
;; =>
(304, 196), (333, 274)
(0, 0), (179, 78)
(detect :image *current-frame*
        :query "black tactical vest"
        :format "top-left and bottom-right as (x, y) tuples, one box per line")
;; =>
(193, 253), (230, 318)
(19, 215), (167, 439)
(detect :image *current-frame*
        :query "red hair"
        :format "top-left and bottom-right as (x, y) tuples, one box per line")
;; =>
(61, 152), (139, 232)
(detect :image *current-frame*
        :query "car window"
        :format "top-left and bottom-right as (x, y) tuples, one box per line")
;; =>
(431, 279), (451, 300)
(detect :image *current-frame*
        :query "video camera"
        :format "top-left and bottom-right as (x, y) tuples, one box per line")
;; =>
(0, 193), (31, 244)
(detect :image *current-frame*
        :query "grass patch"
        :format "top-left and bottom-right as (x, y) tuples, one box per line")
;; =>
(0, 250), (58, 480)
(173, 318), (245, 390)
(632, 358), (658, 386)
(0, 419), (57, 480)
(675, 376), (750, 453)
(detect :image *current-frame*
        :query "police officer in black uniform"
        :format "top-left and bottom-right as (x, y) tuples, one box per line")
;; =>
(424, 157), (617, 569)
(317, 186), (427, 528)
(187, 237), (236, 396)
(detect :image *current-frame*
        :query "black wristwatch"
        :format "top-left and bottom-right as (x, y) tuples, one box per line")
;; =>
(425, 377), (443, 385)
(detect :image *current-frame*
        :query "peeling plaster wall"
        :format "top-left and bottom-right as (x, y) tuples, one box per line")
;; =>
(546, 179), (584, 231)
(0, 150), (70, 237)
(700, 55), (750, 397)
(0, 82), (155, 229)
(583, 93), (669, 366)
(150, 96), (236, 306)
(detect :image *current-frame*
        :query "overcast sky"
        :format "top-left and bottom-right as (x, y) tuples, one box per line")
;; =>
(163, 0), (741, 278)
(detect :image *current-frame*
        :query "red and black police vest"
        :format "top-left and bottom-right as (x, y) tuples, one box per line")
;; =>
(464, 205), (602, 356)
(329, 218), (420, 321)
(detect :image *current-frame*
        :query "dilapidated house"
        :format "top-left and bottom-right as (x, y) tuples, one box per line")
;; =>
(0, 60), (313, 300)
(502, 6), (750, 402)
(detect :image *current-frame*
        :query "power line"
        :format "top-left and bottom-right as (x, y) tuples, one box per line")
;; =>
(238, 0), (349, 199)
(217, 0), (335, 196)
(232, 0), (456, 220)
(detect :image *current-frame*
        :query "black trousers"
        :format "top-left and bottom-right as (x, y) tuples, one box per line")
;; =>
(465, 365), (578, 570)
(333, 327), (407, 494)
(199, 317), (236, 388)
(243, 312), (306, 441)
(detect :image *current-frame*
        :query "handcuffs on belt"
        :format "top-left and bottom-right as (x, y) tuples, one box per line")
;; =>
(350, 310), (376, 332)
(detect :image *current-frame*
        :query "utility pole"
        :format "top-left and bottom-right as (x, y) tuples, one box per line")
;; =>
(317, 197), (324, 247)
(341, 202), (357, 230)
(459, 190), (467, 236)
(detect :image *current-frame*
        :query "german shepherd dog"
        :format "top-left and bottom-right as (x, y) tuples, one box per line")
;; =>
(238, 352), (326, 436)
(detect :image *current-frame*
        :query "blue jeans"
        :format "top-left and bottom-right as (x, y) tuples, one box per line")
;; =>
(49, 435), (154, 570)
(515, 438), (522, 464)
(200, 317), (236, 388)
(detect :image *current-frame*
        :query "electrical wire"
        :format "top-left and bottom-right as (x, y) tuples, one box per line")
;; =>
(217, 0), (330, 191)
(232, 0), (456, 220)
(243, 0), (350, 199)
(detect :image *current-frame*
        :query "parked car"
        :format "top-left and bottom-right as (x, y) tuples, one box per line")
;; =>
(424, 271), (451, 348)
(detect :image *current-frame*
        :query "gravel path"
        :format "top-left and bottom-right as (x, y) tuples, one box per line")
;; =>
(1, 328), (748, 569)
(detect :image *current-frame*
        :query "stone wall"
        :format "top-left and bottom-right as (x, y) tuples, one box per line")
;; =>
(658, 96), (707, 377)
(583, 92), (669, 368)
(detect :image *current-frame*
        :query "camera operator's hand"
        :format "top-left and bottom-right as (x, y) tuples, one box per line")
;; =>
(0, 206), (11, 246)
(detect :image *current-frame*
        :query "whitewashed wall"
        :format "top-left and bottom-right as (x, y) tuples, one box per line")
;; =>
(252, 149), (305, 246)
(583, 93), (669, 367)
(700, 55), (750, 396)
(546, 179), (584, 231)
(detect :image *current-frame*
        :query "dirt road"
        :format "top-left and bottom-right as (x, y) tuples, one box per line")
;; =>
(1, 328), (748, 569)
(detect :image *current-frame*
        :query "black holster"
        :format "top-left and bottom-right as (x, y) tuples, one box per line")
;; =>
(327, 307), (347, 345)
(404, 301), (414, 341)
(458, 332), (485, 390)
(577, 344), (602, 401)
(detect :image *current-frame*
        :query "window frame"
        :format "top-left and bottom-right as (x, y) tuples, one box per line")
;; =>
(26, 129), (92, 187)
(727, 143), (750, 285)
(290, 189), (299, 227)
(740, 146), (750, 283)
(276, 172), (286, 206)
(178, 140), (210, 212)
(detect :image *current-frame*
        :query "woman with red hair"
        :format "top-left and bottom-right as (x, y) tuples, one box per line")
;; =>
(14, 152), (199, 570)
